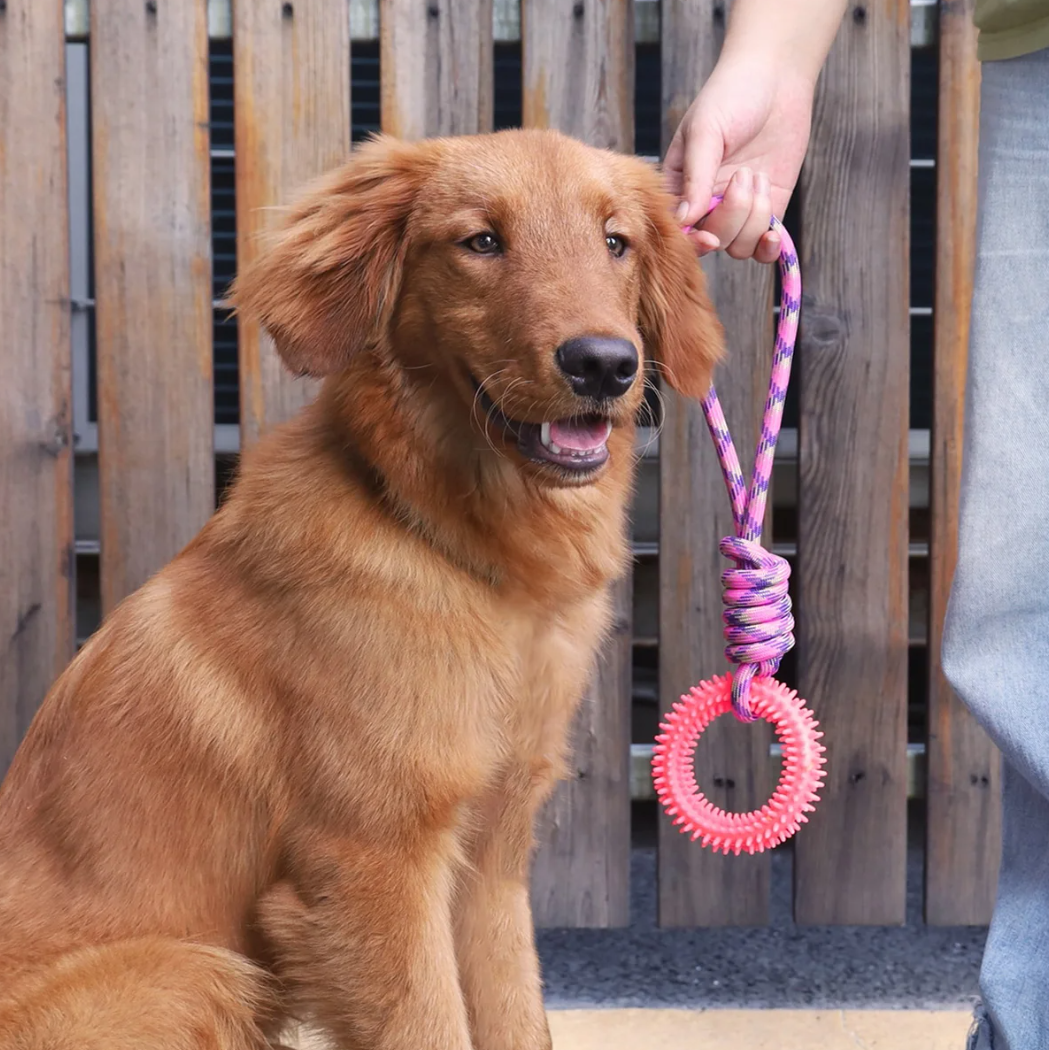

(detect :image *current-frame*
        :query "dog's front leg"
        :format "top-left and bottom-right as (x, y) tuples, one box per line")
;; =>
(260, 832), (473, 1050)
(455, 768), (555, 1050)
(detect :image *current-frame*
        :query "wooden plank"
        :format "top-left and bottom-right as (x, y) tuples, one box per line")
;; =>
(0, 0), (74, 774)
(657, 0), (775, 927)
(521, 0), (633, 148)
(522, 0), (633, 928)
(91, 0), (215, 610)
(793, 0), (910, 925)
(925, 0), (998, 926)
(531, 577), (633, 927)
(380, 0), (494, 139)
(235, 0), (351, 443)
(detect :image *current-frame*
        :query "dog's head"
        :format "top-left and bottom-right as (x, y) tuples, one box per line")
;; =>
(232, 130), (723, 488)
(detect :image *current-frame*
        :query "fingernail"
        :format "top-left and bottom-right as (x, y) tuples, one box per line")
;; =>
(756, 173), (770, 197)
(675, 200), (689, 223)
(736, 167), (753, 190)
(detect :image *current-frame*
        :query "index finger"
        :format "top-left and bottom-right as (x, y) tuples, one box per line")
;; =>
(676, 125), (722, 230)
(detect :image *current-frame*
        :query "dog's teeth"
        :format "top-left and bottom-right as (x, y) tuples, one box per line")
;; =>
(539, 422), (563, 455)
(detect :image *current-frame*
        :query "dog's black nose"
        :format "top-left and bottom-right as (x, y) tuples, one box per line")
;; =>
(555, 337), (639, 400)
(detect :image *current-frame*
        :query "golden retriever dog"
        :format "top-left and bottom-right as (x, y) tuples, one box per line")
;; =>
(0, 129), (722, 1049)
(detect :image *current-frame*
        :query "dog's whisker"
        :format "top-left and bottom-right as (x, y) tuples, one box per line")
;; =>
(495, 377), (535, 422)
(641, 376), (668, 447)
(471, 372), (517, 463)
(499, 384), (536, 422)
(645, 358), (679, 386)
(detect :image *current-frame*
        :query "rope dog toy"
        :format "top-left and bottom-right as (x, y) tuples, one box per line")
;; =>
(652, 201), (826, 855)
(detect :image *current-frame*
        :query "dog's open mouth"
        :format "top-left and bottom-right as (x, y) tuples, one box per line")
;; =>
(473, 380), (612, 472)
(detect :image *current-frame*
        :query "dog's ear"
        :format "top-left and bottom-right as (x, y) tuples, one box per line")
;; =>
(635, 172), (724, 400)
(230, 136), (425, 377)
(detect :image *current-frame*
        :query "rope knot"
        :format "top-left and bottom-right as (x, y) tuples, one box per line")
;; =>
(718, 536), (795, 721)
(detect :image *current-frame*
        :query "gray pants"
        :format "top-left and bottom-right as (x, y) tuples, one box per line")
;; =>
(941, 45), (1049, 1050)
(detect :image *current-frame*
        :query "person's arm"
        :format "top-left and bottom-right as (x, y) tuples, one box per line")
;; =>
(718, 0), (849, 87)
(665, 0), (849, 261)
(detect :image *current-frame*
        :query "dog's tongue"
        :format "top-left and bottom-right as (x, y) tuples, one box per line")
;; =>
(550, 418), (612, 452)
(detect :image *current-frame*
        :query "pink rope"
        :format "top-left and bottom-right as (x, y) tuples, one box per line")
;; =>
(694, 203), (801, 721)
(650, 205), (823, 855)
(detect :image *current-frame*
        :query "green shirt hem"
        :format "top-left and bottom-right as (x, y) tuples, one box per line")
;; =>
(978, 16), (1049, 60)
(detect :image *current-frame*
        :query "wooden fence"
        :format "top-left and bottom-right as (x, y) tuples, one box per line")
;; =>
(0, 0), (997, 929)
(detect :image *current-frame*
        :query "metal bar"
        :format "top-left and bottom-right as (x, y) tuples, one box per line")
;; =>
(65, 0), (938, 46)
(633, 540), (931, 559)
(770, 304), (933, 316)
(67, 297), (230, 312)
(630, 743), (927, 802)
(67, 43), (94, 453)
(635, 427), (933, 463)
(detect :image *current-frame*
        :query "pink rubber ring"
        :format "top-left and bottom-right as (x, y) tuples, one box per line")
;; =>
(652, 674), (827, 855)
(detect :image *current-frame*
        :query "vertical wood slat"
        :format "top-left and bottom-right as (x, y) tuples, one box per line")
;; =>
(381, 0), (494, 139)
(522, 0), (633, 929)
(91, 0), (214, 610)
(530, 578), (633, 927)
(657, 0), (775, 928)
(235, 0), (351, 442)
(0, 0), (74, 774)
(925, 0), (999, 926)
(522, 0), (633, 150)
(793, 0), (911, 925)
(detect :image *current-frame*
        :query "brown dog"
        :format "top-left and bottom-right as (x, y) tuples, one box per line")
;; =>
(0, 129), (722, 1049)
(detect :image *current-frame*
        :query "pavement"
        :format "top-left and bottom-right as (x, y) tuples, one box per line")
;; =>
(536, 833), (986, 1010)
(534, 830), (983, 1047)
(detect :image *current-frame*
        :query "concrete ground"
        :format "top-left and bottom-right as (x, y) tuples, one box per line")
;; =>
(536, 815), (987, 1010)
(533, 823), (984, 1047)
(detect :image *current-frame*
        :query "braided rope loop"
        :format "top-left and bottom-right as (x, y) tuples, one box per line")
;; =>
(653, 205), (824, 854)
(699, 214), (800, 720)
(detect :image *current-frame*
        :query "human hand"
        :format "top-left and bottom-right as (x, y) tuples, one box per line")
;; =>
(664, 56), (817, 263)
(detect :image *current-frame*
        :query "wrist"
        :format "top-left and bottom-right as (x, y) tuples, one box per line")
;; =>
(707, 46), (819, 106)
(717, 0), (848, 90)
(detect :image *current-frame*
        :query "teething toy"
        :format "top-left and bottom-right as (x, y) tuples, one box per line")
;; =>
(652, 203), (826, 855)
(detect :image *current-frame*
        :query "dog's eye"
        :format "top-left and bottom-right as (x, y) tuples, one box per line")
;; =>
(464, 232), (501, 255)
(606, 233), (628, 258)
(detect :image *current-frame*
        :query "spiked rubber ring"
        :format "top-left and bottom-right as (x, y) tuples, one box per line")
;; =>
(652, 674), (826, 855)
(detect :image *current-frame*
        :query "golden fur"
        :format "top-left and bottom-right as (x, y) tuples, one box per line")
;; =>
(0, 129), (722, 1049)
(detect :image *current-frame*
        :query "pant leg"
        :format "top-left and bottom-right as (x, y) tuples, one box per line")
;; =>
(940, 45), (1049, 1050)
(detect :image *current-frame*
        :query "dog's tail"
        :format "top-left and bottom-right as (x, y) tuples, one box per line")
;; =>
(0, 937), (276, 1050)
